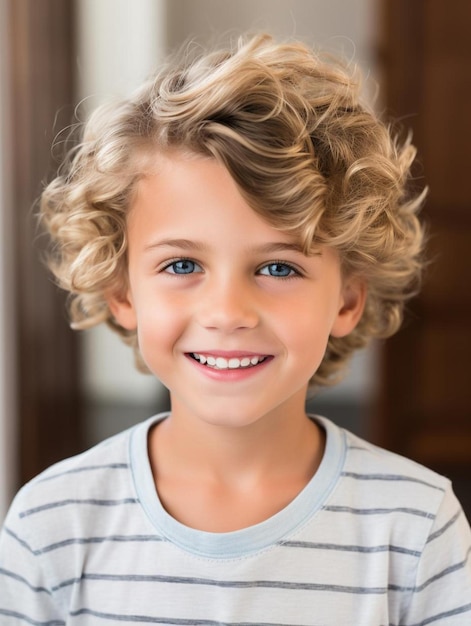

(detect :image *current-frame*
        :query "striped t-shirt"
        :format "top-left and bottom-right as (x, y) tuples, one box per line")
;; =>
(1, 413), (470, 625)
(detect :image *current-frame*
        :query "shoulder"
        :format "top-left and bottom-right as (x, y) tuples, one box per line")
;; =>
(341, 427), (450, 498)
(19, 420), (134, 495)
(317, 421), (470, 575)
(2, 420), (144, 553)
(334, 434), (471, 626)
(318, 418), (455, 543)
(338, 427), (451, 520)
(0, 415), (167, 604)
(318, 415), (451, 498)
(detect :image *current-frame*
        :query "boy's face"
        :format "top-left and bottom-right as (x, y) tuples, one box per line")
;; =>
(108, 153), (364, 430)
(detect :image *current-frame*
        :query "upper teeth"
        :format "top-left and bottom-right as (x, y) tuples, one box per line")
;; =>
(192, 353), (266, 369)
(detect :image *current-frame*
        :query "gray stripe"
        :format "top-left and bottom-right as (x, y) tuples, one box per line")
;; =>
(280, 540), (421, 557)
(323, 505), (435, 519)
(341, 472), (445, 492)
(58, 572), (387, 595)
(19, 498), (139, 518)
(5, 526), (35, 553)
(0, 567), (51, 594)
(38, 463), (129, 483)
(386, 547), (471, 595)
(69, 608), (310, 626)
(426, 509), (461, 543)
(392, 602), (471, 626)
(0, 609), (65, 626)
(54, 577), (87, 592)
(6, 527), (162, 556)
(415, 546), (471, 592)
(38, 534), (165, 554)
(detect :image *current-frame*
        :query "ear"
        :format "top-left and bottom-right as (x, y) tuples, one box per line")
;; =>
(330, 279), (366, 338)
(106, 288), (138, 331)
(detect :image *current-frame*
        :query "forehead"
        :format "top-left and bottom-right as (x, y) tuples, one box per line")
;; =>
(128, 152), (306, 249)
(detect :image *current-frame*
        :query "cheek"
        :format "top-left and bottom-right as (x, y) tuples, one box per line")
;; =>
(133, 295), (186, 361)
(280, 300), (337, 359)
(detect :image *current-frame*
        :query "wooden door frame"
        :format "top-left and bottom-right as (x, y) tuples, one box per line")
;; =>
(8, 0), (83, 486)
(377, 0), (471, 516)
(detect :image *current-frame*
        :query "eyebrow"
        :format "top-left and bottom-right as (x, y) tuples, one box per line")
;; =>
(144, 238), (209, 252)
(144, 238), (311, 255)
(254, 241), (307, 254)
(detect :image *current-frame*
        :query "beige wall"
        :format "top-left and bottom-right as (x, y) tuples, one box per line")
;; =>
(167, 0), (377, 77)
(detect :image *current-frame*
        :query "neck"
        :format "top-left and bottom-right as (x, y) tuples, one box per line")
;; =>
(150, 397), (324, 487)
(147, 397), (326, 531)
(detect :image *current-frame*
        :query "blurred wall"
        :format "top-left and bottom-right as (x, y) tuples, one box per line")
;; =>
(167, 0), (376, 71)
(0, 0), (17, 521)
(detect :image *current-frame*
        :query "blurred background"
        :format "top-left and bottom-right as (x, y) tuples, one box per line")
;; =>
(1, 0), (470, 521)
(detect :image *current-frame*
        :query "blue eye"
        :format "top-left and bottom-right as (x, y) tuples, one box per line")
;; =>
(259, 263), (297, 278)
(165, 259), (202, 274)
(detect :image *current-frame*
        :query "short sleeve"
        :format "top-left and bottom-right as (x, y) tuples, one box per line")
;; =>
(0, 490), (66, 625)
(401, 484), (471, 625)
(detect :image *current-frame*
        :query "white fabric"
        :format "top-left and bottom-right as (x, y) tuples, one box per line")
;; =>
(1, 413), (470, 625)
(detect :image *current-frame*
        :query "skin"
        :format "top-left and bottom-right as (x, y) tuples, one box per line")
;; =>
(108, 152), (365, 532)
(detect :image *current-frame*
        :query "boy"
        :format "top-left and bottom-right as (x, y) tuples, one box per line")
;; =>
(1, 34), (470, 625)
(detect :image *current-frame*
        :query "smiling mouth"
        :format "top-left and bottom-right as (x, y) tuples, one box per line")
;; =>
(189, 353), (269, 370)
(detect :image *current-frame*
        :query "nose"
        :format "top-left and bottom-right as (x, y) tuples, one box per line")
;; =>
(197, 276), (260, 332)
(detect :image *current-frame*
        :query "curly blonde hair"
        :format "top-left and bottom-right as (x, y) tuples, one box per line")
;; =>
(41, 34), (425, 388)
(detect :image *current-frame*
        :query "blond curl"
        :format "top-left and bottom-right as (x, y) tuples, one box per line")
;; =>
(40, 34), (426, 389)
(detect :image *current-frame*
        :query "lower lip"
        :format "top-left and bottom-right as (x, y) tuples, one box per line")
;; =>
(185, 355), (273, 382)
